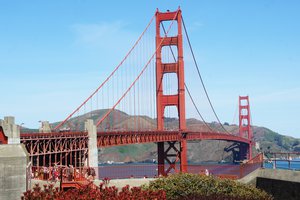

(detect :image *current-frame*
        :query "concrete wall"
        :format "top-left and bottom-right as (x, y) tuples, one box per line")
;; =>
(257, 177), (300, 200)
(239, 168), (300, 200)
(85, 120), (98, 172)
(258, 168), (300, 183)
(240, 168), (300, 185)
(0, 116), (20, 144)
(38, 121), (52, 133)
(0, 144), (29, 200)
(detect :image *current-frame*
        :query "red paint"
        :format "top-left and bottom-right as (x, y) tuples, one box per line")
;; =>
(239, 96), (253, 159)
(0, 126), (8, 144)
(155, 8), (187, 175)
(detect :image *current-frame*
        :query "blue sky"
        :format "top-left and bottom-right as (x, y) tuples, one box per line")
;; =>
(0, 1), (299, 138)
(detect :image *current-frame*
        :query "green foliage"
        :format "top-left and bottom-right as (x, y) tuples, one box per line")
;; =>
(143, 173), (273, 200)
(224, 122), (230, 126)
(99, 143), (156, 162)
(257, 127), (300, 152)
(293, 140), (300, 146)
(294, 146), (300, 152)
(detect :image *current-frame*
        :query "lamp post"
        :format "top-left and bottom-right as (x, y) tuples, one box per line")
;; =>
(20, 123), (24, 132)
(38, 120), (43, 133)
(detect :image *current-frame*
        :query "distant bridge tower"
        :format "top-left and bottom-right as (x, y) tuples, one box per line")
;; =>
(156, 8), (187, 175)
(239, 96), (253, 160)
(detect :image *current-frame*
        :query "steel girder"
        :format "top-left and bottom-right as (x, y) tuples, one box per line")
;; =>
(20, 130), (251, 168)
(96, 130), (251, 147)
(97, 131), (179, 147)
(21, 132), (88, 167)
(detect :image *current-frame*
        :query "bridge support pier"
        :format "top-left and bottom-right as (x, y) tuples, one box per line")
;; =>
(0, 144), (29, 200)
(239, 96), (253, 160)
(85, 119), (98, 178)
(239, 143), (251, 161)
(155, 8), (187, 176)
(225, 142), (251, 162)
(180, 139), (187, 172)
(157, 139), (187, 176)
(38, 121), (51, 133)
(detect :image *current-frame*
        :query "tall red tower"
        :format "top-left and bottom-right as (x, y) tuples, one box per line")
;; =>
(239, 96), (252, 159)
(156, 8), (187, 175)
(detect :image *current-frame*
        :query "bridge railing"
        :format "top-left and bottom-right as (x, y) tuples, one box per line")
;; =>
(31, 166), (96, 183)
(30, 158), (264, 182)
(239, 153), (264, 178)
(264, 152), (300, 170)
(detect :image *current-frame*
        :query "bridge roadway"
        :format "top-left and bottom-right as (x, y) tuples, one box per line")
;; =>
(20, 130), (250, 165)
(20, 130), (250, 148)
(18, 129), (253, 172)
(95, 130), (250, 147)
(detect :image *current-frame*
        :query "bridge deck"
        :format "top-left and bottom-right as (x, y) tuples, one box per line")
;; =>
(96, 130), (251, 147)
(20, 130), (250, 148)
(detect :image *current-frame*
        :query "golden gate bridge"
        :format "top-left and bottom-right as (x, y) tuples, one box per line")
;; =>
(0, 8), (256, 178)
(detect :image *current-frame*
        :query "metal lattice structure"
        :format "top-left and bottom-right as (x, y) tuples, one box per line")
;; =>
(21, 132), (88, 167)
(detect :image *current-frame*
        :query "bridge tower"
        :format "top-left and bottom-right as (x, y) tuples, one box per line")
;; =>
(239, 96), (253, 160)
(156, 8), (187, 175)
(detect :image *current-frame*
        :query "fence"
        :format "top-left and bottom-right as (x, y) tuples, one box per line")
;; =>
(240, 153), (263, 177)
(30, 153), (263, 182)
(265, 152), (300, 170)
(31, 165), (96, 183)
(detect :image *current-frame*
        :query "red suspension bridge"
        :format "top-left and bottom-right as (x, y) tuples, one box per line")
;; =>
(1, 8), (255, 177)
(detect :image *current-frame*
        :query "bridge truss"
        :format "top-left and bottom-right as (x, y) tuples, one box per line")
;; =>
(21, 132), (88, 167)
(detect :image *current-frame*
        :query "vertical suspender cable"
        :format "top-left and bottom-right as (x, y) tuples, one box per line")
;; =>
(182, 16), (230, 134)
(54, 14), (156, 130)
(96, 10), (180, 127)
(161, 23), (214, 132)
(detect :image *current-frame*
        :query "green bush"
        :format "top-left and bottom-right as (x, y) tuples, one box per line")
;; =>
(143, 173), (273, 200)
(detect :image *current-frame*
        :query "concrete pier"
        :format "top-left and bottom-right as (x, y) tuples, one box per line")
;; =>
(0, 116), (20, 144)
(85, 119), (98, 177)
(0, 144), (29, 200)
(38, 121), (52, 133)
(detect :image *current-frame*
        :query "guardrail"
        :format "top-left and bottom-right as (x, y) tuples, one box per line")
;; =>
(31, 166), (96, 183)
(30, 155), (264, 182)
(240, 153), (263, 177)
(264, 152), (300, 170)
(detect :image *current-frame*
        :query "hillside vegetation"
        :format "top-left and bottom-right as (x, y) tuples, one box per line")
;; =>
(50, 109), (299, 163)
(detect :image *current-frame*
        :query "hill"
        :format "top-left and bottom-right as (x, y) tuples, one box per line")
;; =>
(51, 109), (300, 163)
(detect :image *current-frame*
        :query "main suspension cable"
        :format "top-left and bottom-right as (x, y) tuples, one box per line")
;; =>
(96, 10), (180, 127)
(54, 13), (156, 130)
(161, 23), (214, 132)
(182, 16), (229, 134)
(185, 84), (214, 132)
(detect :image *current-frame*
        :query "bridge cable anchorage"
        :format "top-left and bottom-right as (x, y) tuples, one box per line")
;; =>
(54, 13), (156, 131)
(160, 23), (214, 133)
(96, 10), (180, 127)
(182, 16), (230, 134)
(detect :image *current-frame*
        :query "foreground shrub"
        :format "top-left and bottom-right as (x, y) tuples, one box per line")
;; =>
(22, 183), (166, 200)
(143, 173), (273, 200)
